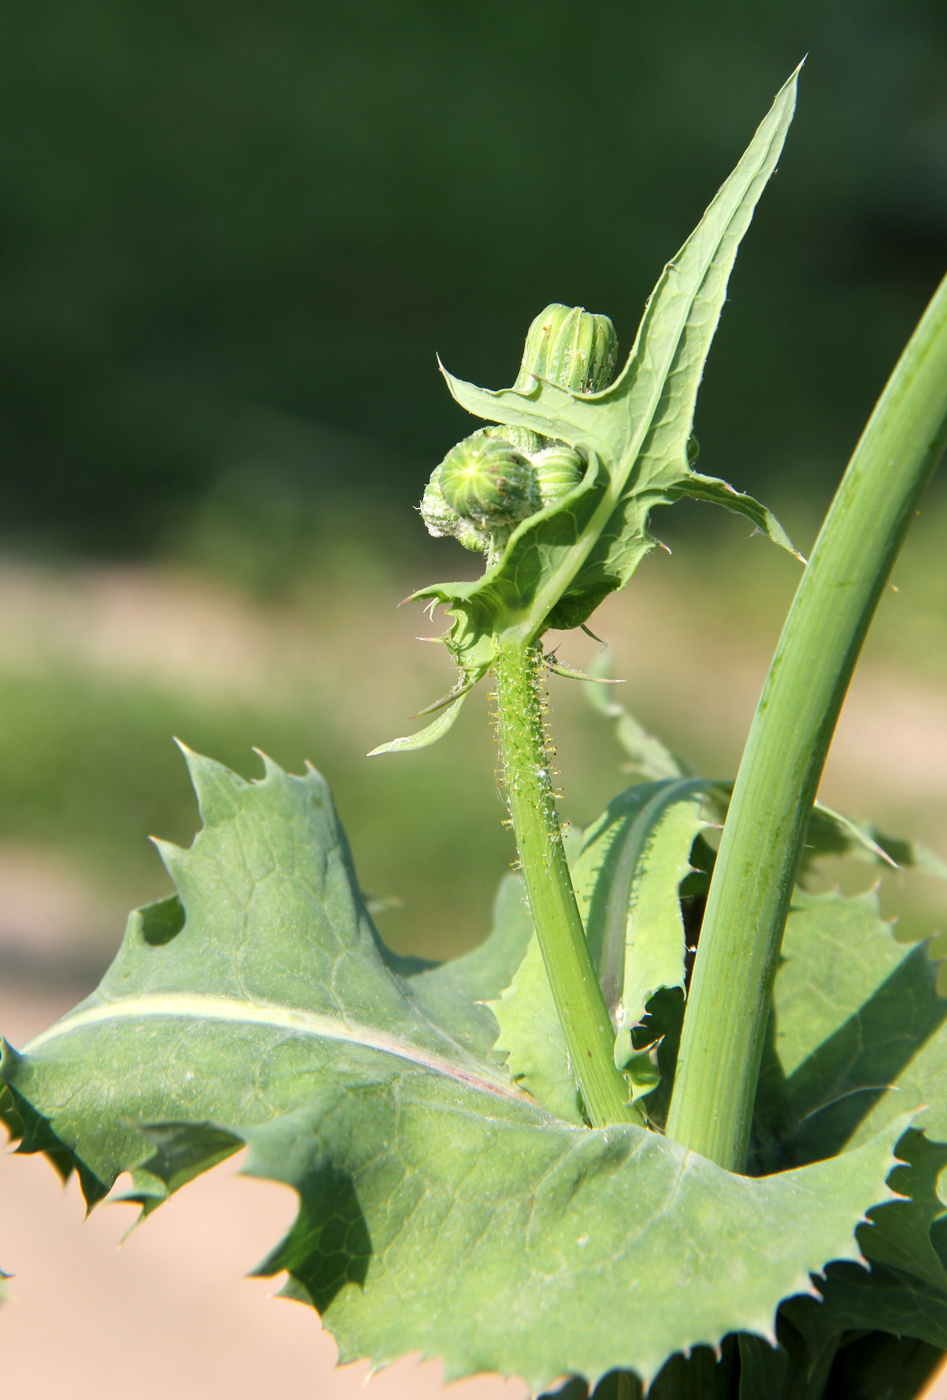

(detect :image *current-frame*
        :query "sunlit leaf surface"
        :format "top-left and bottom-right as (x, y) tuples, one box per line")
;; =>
(0, 752), (906, 1390)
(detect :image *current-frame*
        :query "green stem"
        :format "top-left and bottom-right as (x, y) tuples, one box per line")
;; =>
(666, 269), (947, 1171)
(493, 638), (643, 1128)
(648, 1346), (733, 1400)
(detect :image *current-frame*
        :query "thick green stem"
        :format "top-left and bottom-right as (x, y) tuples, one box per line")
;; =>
(666, 270), (947, 1170)
(493, 638), (643, 1128)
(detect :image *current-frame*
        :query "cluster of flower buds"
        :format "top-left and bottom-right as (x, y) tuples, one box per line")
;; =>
(420, 304), (619, 559)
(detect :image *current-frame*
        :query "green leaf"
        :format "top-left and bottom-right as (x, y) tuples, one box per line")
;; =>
(860, 1132), (947, 1293)
(409, 873), (534, 1060)
(414, 69), (801, 674)
(489, 910), (585, 1125)
(750, 885), (947, 1333)
(574, 780), (709, 1050)
(367, 690), (469, 755)
(865, 827), (947, 880)
(584, 668), (691, 782)
(752, 888), (947, 1172)
(0, 751), (910, 1390)
(243, 1093), (906, 1392)
(736, 1335), (789, 1400)
(491, 780), (709, 1116)
(803, 804), (947, 878)
(783, 1260), (947, 1360)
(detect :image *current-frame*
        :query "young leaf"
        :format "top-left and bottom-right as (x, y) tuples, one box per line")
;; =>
(584, 668), (691, 782)
(367, 690), (469, 756)
(574, 779), (709, 1045)
(584, 679), (941, 882)
(804, 806), (947, 880)
(0, 751), (909, 1392)
(413, 68), (802, 676)
(492, 780), (717, 1115)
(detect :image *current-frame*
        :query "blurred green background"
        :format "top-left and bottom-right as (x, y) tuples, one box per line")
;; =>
(0, 0), (945, 978)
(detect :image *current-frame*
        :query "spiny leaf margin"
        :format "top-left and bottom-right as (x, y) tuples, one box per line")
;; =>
(0, 747), (913, 1392)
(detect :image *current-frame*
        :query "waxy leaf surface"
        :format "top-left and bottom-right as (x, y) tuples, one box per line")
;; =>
(0, 752), (909, 1391)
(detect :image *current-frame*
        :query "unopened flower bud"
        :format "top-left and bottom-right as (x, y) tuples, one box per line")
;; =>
(479, 424), (544, 455)
(514, 304), (619, 395)
(420, 468), (489, 553)
(439, 435), (540, 531)
(533, 444), (585, 507)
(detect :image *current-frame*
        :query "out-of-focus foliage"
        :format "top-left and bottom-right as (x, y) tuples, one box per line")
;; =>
(0, 0), (944, 553)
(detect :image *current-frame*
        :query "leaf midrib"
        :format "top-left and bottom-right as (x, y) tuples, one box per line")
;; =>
(23, 993), (531, 1104)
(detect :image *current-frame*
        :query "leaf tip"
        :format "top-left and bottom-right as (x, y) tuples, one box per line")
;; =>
(0, 1037), (23, 1074)
(150, 836), (187, 876)
(251, 748), (286, 782)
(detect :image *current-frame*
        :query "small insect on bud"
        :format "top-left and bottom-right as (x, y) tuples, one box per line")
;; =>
(514, 304), (619, 395)
(438, 435), (541, 531)
(533, 443), (585, 508)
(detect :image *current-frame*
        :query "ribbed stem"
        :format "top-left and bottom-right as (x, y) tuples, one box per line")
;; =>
(493, 638), (643, 1128)
(666, 270), (947, 1170)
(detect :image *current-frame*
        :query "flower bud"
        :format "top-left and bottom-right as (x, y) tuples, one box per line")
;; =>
(439, 435), (540, 531)
(479, 424), (544, 455)
(514, 304), (619, 395)
(533, 443), (585, 507)
(420, 468), (489, 553)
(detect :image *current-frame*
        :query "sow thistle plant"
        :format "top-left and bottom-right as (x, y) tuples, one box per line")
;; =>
(4, 67), (947, 1400)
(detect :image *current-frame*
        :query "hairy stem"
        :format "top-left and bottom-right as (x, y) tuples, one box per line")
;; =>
(666, 270), (947, 1170)
(493, 638), (643, 1127)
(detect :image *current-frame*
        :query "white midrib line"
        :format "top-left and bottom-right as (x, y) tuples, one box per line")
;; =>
(23, 993), (525, 1103)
